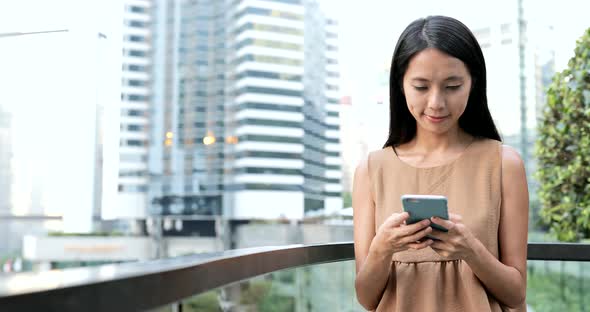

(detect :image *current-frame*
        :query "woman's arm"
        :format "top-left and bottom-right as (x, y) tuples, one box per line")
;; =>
(465, 145), (529, 308)
(353, 158), (433, 311)
(353, 158), (390, 311)
(430, 145), (529, 308)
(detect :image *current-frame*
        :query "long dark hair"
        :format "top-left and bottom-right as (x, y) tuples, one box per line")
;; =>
(383, 15), (501, 148)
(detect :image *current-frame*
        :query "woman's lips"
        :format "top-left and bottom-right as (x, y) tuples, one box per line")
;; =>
(425, 114), (449, 123)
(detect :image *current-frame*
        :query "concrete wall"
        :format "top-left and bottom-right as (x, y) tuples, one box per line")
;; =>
(234, 223), (353, 248)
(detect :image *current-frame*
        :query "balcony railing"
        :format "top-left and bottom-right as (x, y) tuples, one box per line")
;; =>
(0, 242), (589, 311)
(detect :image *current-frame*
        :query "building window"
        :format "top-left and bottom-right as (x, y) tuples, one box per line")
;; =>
(234, 70), (302, 82)
(119, 185), (148, 192)
(240, 134), (302, 144)
(234, 54), (302, 66)
(127, 124), (145, 131)
(128, 20), (147, 28)
(120, 153), (148, 162)
(234, 86), (302, 97)
(128, 50), (147, 57)
(127, 109), (144, 117)
(128, 79), (147, 87)
(235, 38), (302, 51)
(238, 118), (301, 128)
(127, 139), (145, 147)
(127, 64), (147, 72)
(234, 22), (303, 36)
(128, 35), (146, 42)
(235, 7), (303, 21)
(127, 94), (148, 102)
(128, 6), (147, 13)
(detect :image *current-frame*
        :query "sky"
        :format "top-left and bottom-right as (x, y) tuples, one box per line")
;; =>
(321, 0), (590, 109)
(1, 0), (589, 108)
(0, 0), (121, 229)
(0, 0), (589, 218)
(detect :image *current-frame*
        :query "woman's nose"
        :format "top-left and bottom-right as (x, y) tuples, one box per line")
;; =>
(427, 89), (445, 110)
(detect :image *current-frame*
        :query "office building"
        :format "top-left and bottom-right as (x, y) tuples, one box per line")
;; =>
(115, 0), (153, 218)
(150, 0), (341, 219)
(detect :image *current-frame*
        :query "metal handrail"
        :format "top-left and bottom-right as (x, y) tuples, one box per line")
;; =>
(0, 242), (588, 311)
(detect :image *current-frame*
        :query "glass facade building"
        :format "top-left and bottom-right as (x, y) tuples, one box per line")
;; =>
(149, 0), (341, 219)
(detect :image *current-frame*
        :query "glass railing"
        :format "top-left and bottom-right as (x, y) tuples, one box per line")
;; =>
(1, 242), (589, 311)
(151, 261), (362, 312)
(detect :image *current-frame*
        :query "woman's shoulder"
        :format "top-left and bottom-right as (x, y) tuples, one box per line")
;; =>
(467, 137), (502, 157)
(367, 146), (394, 165)
(354, 147), (394, 176)
(472, 136), (502, 148)
(500, 144), (525, 169)
(476, 139), (522, 162)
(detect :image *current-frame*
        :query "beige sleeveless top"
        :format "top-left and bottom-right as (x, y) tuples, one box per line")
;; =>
(367, 138), (508, 312)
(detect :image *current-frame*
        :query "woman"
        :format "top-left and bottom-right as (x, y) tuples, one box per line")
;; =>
(353, 16), (529, 311)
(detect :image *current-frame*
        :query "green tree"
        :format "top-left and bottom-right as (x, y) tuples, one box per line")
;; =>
(342, 192), (352, 208)
(183, 291), (222, 312)
(535, 27), (590, 241)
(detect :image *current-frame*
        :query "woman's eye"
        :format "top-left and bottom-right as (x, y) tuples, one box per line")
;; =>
(413, 86), (427, 91)
(446, 85), (462, 90)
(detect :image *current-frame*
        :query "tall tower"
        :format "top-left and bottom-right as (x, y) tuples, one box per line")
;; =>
(117, 0), (153, 218)
(150, 0), (341, 219)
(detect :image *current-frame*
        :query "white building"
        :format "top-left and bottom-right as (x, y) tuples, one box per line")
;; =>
(113, 0), (153, 219)
(0, 1), (122, 233)
(150, 0), (341, 220)
(469, 0), (556, 188)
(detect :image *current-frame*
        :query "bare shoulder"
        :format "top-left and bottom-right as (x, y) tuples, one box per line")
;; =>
(354, 155), (371, 184)
(501, 145), (525, 172)
(501, 145), (527, 188)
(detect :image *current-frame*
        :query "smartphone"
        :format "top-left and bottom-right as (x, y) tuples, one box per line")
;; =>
(401, 194), (449, 232)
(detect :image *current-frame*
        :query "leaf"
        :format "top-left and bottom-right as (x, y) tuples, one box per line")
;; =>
(537, 26), (590, 242)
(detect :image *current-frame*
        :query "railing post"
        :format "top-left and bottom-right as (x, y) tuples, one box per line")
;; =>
(171, 301), (182, 312)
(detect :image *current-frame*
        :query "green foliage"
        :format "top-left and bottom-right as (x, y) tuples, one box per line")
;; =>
(527, 264), (590, 312)
(342, 192), (352, 208)
(535, 27), (590, 241)
(240, 280), (272, 305)
(258, 293), (295, 312)
(183, 291), (222, 312)
(240, 279), (294, 312)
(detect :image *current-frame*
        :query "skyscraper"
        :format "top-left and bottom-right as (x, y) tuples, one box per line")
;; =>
(117, 0), (153, 218)
(150, 0), (341, 219)
(470, 1), (556, 212)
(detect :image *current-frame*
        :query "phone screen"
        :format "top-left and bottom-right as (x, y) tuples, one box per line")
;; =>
(401, 195), (449, 232)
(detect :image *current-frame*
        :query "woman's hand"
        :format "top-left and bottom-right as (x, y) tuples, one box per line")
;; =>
(371, 212), (434, 255)
(428, 213), (478, 260)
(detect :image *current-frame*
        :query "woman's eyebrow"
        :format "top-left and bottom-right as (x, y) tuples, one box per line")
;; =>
(410, 76), (464, 82)
(444, 76), (463, 81)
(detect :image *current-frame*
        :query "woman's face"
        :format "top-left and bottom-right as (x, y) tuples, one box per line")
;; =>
(402, 48), (472, 135)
